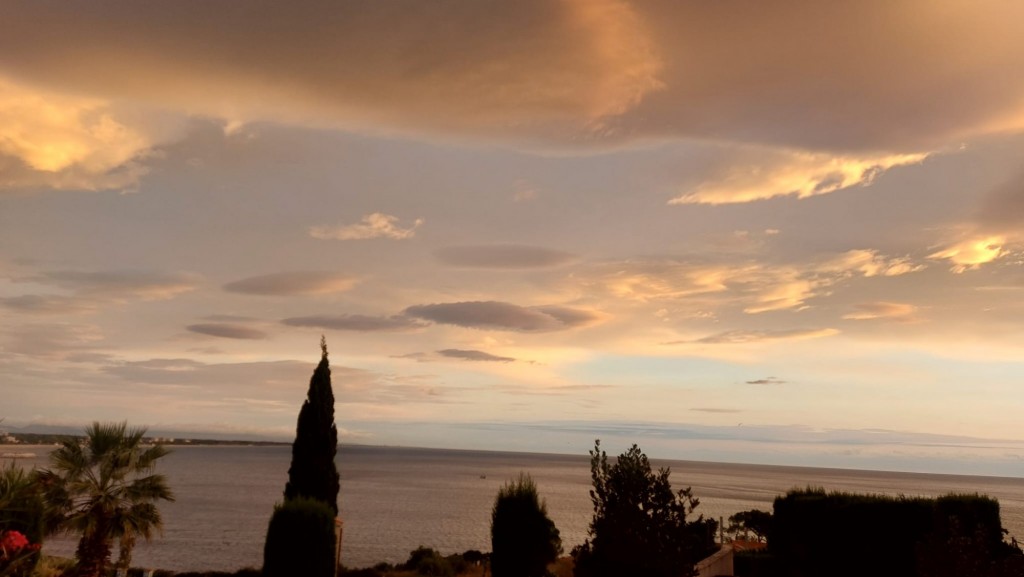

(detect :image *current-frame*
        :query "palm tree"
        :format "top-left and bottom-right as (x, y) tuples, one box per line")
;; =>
(37, 422), (174, 577)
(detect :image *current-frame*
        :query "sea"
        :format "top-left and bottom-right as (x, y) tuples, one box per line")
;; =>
(6, 444), (1024, 572)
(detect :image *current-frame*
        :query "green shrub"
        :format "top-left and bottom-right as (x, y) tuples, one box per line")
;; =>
(0, 463), (45, 577)
(262, 497), (337, 577)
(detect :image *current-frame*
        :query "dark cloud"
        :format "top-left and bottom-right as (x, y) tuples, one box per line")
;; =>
(437, 349), (516, 363)
(3, 1), (1021, 154)
(434, 245), (577, 269)
(25, 270), (198, 300)
(223, 271), (356, 296)
(682, 328), (838, 345)
(404, 301), (602, 332)
(745, 377), (787, 386)
(187, 323), (268, 340)
(281, 314), (427, 332)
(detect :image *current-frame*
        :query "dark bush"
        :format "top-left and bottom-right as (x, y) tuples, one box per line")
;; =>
(771, 489), (1010, 577)
(401, 546), (454, 577)
(262, 497), (337, 577)
(491, 474), (561, 577)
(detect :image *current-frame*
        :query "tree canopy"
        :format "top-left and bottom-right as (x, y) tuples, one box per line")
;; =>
(284, 336), (340, 515)
(572, 440), (717, 577)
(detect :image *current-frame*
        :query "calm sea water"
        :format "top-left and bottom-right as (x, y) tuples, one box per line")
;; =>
(8, 444), (1024, 572)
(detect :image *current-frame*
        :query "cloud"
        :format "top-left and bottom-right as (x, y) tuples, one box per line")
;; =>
(25, 270), (198, 300)
(3, 322), (107, 360)
(842, 302), (919, 322)
(682, 328), (839, 345)
(0, 295), (98, 315)
(223, 271), (357, 296)
(672, 150), (927, 205)
(3, 1), (1024, 156)
(580, 249), (923, 314)
(186, 323), (268, 340)
(437, 349), (516, 363)
(404, 301), (603, 332)
(309, 213), (423, 241)
(281, 314), (427, 332)
(0, 76), (182, 191)
(746, 377), (787, 385)
(0, 0), (662, 147)
(434, 245), (576, 269)
(690, 407), (741, 414)
(929, 236), (1007, 273)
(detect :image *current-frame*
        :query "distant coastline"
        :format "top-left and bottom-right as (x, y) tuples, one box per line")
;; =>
(0, 431), (289, 447)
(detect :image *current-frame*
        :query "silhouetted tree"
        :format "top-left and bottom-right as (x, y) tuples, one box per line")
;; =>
(727, 509), (773, 543)
(284, 336), (340, 515)
(491, 474), (562, 577)
(573, 440), (717, 577)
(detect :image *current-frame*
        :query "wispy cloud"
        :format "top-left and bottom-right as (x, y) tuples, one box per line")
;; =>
(843, 302), (919, 322)
(672, 150), (927, 205)
(187, 323), (268, 340)
(680, 328), (839, 345)
(404, 301), (603, 332)
(223, 272), (357, 296)
(746, 377), (787, 385)
(309, 213), (423, 241)
(437, 349), (516, 363)
(24, 270), (198, 300)
(281, 314), (427, 332)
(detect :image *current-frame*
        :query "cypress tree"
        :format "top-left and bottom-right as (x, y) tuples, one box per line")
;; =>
(284, 336), (340, 515)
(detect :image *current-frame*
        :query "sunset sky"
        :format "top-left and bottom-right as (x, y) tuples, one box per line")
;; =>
(2, 0), (1023, 475)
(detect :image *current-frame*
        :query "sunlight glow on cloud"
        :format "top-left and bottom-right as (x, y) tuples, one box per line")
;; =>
(0, 76), (179, 191)
(929, 236), (1007, 273)
(842, 302), (919, 322)
(675, 327), (839, 345)
(310, 213), (423, 241)
(671, 151), (928, 205)
(404, 301), (604, 332)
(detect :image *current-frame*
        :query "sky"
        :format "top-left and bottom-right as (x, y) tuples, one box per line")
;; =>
(1, 0), (1023, 476)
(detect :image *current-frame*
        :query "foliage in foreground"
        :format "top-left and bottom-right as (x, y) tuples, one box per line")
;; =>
(771, 489), (1024, 577)
(572, 440), (717, 577)
(36, 422), (173, 577)
(491, 474), (561, 577)
(262, 497), (337, 577)
(0, 464), (45, 577)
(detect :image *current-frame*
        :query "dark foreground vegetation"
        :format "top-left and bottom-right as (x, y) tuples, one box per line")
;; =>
(4, 341), (1022, 577)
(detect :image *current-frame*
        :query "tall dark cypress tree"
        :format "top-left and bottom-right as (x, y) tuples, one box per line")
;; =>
(284, 336), (340, 515)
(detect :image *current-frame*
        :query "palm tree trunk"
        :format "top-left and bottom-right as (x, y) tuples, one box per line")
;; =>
(72, 529), (112, 577)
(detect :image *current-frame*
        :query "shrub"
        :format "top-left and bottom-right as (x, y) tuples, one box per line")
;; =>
(491, 474), (561, 577)
(401, 547), (454, 577)
(262, 497), (337, 577)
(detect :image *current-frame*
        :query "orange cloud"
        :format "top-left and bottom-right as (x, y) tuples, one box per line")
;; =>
(929, 236), (1006, 273)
